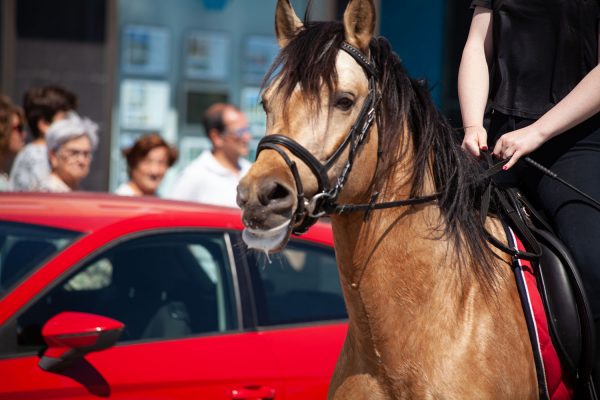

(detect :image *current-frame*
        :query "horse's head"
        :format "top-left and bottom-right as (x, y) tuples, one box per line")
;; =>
(237, 0), (379, 252)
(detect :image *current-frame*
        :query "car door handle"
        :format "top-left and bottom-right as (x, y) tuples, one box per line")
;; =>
(231, 385), (276, 399)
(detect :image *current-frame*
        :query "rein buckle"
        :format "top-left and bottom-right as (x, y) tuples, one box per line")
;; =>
(307, 192), (331, 218)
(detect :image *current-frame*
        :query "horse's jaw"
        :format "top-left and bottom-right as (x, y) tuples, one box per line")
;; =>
(242, 219), (292, 253)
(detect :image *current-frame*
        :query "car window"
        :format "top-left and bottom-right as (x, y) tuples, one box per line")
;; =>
(0, 221), (80, 297)
(247, 240), (346, 327)
(8, 232), (238, 355)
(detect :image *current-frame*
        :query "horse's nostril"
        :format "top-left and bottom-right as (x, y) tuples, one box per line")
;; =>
(258, 181), (292, 206)
(269, 183), (290, 201)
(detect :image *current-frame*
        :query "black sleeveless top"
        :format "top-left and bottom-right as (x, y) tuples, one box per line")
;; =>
(470, 0), (600, 118)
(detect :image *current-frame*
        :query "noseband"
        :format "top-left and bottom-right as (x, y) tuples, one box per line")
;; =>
(257, 42), (382, 234)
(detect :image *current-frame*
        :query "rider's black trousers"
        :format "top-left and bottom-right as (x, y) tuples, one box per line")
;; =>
(486, 110), (600, 320)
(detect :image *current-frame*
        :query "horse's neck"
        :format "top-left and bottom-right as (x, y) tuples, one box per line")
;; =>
(330, 144), (478, 347)
(331, 192), (457, 296)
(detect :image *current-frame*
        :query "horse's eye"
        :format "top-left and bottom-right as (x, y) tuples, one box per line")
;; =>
(335, 97), (354, 111)
(259, 100), (268, 113)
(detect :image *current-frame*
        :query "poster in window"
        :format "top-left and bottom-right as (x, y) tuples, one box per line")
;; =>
(243, 36), (279, 85)
(120, 79), (170, 130)
(121, 25), (170, 76)
(184, 31), (230, 81)
(184, 90), (229, 128)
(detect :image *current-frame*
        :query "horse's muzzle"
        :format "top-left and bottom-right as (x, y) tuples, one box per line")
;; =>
(237, 175), (296, 229)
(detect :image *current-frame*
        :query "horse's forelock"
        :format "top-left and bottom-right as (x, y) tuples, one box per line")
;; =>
(264, 21), (345, 114)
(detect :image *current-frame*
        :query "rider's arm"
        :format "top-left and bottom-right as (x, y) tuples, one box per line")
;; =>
(530, 41), (600, 141)
(458, 6), (493, 157)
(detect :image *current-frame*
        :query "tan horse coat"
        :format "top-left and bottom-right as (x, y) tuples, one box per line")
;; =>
(238, 0), (538, 398)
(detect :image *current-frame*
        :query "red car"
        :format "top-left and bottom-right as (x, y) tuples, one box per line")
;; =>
(0, 193), (347, 399)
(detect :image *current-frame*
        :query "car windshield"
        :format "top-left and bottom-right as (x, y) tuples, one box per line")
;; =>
(0, 221), (81, 297)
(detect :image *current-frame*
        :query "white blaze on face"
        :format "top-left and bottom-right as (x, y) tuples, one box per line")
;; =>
(337, 51), (369, 87)
(242, 220), (291, 253)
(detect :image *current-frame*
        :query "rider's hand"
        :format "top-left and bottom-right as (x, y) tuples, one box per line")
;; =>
(461, 125), (488, 158)
(492, 125), (546, 170)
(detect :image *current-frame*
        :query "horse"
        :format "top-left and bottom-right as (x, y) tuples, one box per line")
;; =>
(237, 0), (540, 398)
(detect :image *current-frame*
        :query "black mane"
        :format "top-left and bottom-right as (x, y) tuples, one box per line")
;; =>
(264, 21), (497, 284)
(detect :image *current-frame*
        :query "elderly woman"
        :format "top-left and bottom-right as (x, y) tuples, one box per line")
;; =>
(0, 96), (25, 190)
(39, 112), (98, 192)
(115, 133), (178, 196)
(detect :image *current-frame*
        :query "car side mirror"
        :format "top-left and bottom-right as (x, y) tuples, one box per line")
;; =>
(39, 311), (124, 372)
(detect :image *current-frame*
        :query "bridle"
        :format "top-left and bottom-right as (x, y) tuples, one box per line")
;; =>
(257, 41), (438, 235)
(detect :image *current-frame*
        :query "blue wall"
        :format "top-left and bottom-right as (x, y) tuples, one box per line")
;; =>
(379, 0), (446, 106)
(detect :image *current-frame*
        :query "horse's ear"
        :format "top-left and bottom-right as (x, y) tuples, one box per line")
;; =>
(275, 0), (303, 48)
(343, 0), (376, 53)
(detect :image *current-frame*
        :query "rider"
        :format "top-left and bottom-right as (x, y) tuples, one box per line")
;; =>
(458, 0), (600, 383)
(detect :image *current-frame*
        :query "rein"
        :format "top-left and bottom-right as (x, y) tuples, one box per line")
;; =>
(329, 159), (512, 214)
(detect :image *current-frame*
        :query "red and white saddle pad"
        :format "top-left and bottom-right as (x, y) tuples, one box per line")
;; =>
(506, 227), (573, 400)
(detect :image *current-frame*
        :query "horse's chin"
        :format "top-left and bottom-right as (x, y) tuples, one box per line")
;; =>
(242, 219), (291, 253)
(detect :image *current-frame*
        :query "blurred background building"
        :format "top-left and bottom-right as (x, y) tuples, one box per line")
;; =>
(0, 0), (471, 192)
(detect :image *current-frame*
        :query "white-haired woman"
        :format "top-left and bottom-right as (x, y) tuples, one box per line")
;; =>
(39, 112), (98, 192)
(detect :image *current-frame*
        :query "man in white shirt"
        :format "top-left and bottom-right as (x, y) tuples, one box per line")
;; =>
(170, 103), (252, 208)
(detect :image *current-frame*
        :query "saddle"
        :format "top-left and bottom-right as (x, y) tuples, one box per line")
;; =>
(494, 187), (597, 400)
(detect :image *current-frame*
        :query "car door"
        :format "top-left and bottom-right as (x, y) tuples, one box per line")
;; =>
(0, 231), (284, 399)
(243, 239), (348, 400)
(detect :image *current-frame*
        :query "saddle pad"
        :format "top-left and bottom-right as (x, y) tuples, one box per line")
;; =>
(506, 227), (573, 400)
